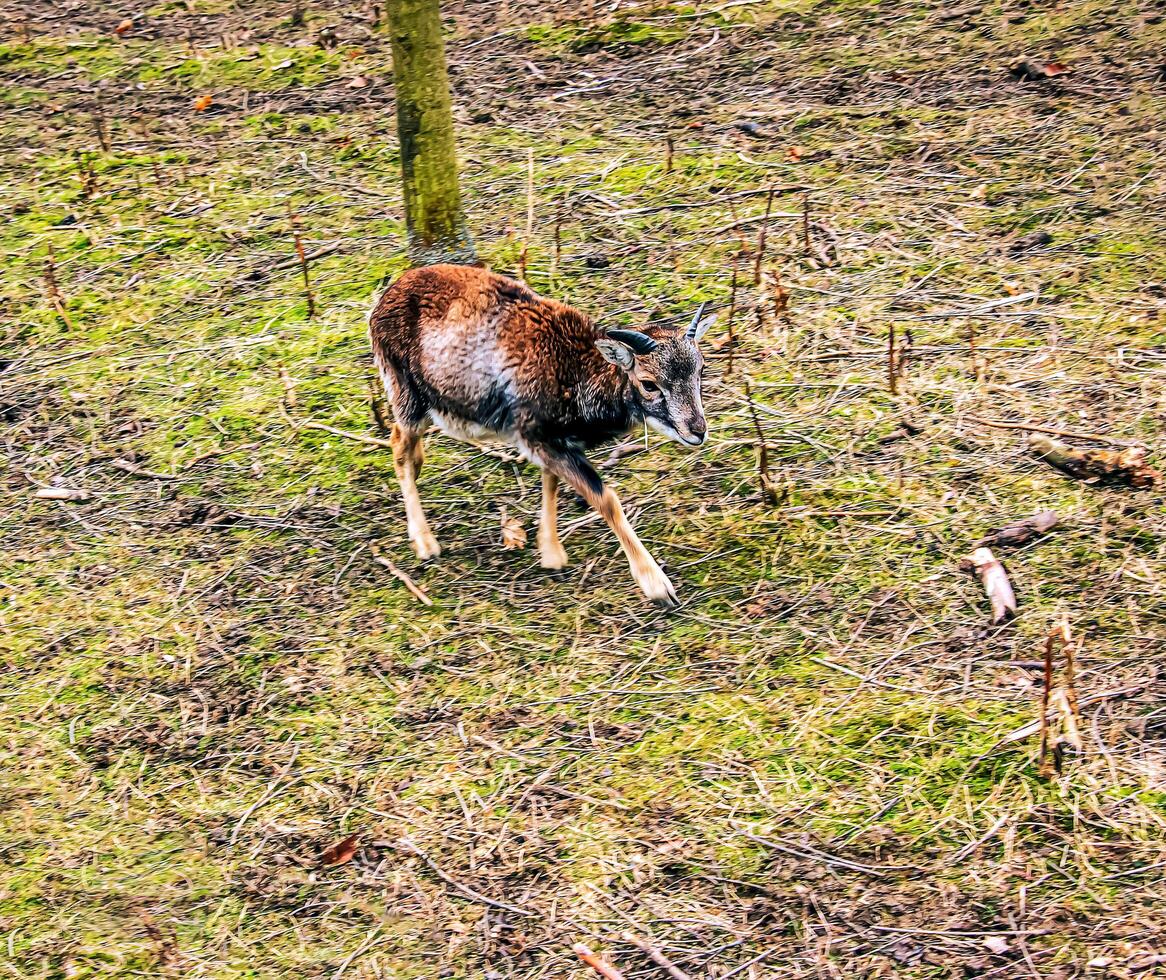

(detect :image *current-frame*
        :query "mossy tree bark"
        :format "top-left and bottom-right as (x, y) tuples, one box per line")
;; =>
(386, 0), (475, 266)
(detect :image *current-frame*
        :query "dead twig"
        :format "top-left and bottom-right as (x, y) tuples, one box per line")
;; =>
(278, 362), (297, 410)
(368, 542), (433, 606)
(965, 416), (1145, 448)
(43, 244), (75, 330)
(399, 838), (532, 916)
(620, 932), (693, 980)
(110, 458), (177, 481)
(742, 377), (782, 506)
(752, 186), (776, 285)
(300, 420), (395, 450)
(573, 943), (627, 980)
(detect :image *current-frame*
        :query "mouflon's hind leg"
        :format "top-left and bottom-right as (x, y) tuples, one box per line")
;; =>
(378, 359), (440, 560)
(537, 469), (568, 569)
(524, 441), (676, 606)
(390, 422), (440, 561)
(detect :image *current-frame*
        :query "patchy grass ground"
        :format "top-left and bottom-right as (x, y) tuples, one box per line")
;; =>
(3, 1), (1165, 977)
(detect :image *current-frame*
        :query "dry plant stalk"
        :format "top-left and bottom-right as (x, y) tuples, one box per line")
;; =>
(369, 378), (393, 435)
(519, 148), (534, 281)
(572, 943), (626, 980)
(552, 192), (565, 276)
(887, 322), (897, 395)
(664, 135), (674, 174)
(1039, 617), (1084, 777)
(725, 254), (739, 375)
(753, 186), (777, 285)
(964, 547), (1017, 624)
(42, 244), (75, 329)
(91, 111), (110, 152)
(743, 376), (783, 506)
(287, 205), (316, 318)
(1029, 433), (1159, 489)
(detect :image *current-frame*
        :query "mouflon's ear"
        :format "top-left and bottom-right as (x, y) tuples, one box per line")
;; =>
(595, 337), (636, 371)
(686, 301), (717, 343)
(690, 312), (717, 343)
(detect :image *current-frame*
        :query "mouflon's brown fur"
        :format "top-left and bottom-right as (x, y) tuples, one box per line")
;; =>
(368, 264), (714, 606)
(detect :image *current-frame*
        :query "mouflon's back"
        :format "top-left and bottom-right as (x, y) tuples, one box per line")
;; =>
(368, 264), (612, 433)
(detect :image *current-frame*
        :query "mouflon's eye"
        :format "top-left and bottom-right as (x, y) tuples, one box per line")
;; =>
(640, 379), (660, 394)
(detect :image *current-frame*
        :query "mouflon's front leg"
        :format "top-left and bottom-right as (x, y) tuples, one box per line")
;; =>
(525, 441), (676, 606)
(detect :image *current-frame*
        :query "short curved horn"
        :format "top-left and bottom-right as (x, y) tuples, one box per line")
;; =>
(686, 301), (709, 340)
(605, 329), (657, 354)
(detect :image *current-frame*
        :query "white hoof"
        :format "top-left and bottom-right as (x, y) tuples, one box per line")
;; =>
(539, 542), (569, 569)
(412, 532), (441, 561)
(638, 568), (679, 608)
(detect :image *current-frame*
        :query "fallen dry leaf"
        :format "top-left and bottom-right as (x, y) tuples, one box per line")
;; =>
(1010, 59), (1067, 82)
(114, 18), (134, 35)
(192, 95), (213, 112)
(346, 75), (369, 89)
(984, 936), (1010, 955)
(786, 145), (805, 161)
(500, 509), (527, 550)
(320, 833), (359, 866)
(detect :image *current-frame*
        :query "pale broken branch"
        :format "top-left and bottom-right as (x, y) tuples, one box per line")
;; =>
(1029, 433), (1159, 489)
(963, 547), (1017, 624)
(34, 486), (92, 502)
(110, 458), (176, 480)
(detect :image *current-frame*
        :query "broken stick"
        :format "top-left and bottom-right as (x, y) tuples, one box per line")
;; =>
(573, 943), (626, 980)
(368, 542), (433, 606)
(1029, 433), (1159, 490)
(620, 931), (693, 980)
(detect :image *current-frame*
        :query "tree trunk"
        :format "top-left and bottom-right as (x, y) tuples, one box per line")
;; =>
(386, 0), (475, 266)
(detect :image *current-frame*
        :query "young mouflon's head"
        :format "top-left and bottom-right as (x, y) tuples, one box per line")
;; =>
(595, 303), (717, 447)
